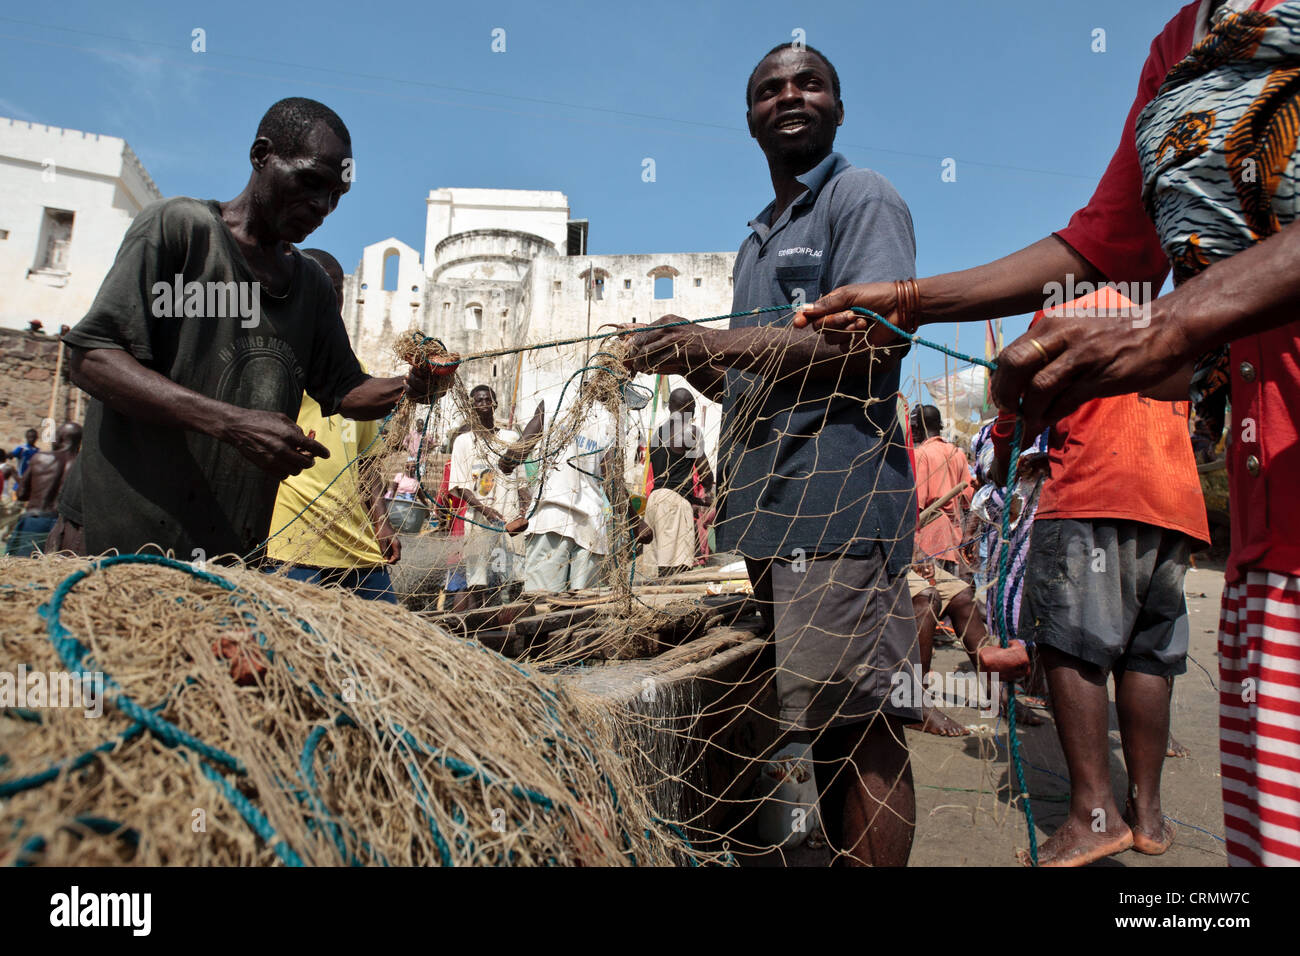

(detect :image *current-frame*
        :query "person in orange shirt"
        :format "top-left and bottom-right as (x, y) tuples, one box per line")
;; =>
(940, 292), (1210, 867)
(911, 405), (973, 575)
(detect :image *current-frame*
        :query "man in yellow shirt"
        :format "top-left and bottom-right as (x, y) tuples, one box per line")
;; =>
(267, 248), (399, 602)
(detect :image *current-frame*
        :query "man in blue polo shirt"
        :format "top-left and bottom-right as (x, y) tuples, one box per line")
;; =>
(624, 42), (920, 866)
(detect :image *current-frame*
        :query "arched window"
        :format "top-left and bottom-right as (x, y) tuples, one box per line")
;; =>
(648, 264), (679, 300)
(465, 302), (484, 331)
(579, 266), (611, 302)
(382, 248), (400, 292)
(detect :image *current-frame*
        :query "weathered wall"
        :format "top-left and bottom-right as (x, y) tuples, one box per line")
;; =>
(0, 327), (82, 450)
(0, 117), (162, 332)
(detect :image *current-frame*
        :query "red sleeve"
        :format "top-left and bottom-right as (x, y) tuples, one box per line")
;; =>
(1053, 1), (1201, 287)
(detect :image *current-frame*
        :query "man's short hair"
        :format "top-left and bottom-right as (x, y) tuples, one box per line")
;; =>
(470, 385), (497, 402)
(301, 248), (344, 286)
(24, 428), (37, 441)
(913, 404), (943, 436)
(256, 98), (351, 158)
(745, 43), (842, 108)
(301, 247), (342, 274)
(668, 387), (696, 412)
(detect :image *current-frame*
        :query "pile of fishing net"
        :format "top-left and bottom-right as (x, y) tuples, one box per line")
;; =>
(0, 553), (696, 866)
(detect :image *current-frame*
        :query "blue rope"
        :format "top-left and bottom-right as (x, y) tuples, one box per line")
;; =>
(12, 815), (140, 867)
(986, 413), (1038, 866)
(5, 304), (1016, 867)
(839, 306), (1039, 863)
(0, 719), (149, 799)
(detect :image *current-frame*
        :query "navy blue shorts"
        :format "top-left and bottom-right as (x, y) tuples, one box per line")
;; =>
(273, 563), (398, 604)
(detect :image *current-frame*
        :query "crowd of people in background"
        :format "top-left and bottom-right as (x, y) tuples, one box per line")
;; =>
(10, 0), (1300, 869)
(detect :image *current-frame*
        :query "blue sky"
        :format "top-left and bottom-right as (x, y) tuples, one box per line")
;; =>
(0, 0), (1185, 400)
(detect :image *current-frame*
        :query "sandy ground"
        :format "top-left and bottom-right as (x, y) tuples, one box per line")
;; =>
(907, 564), (1227, 867)
(739, 565), (1228, 867)
(400, 535), (1229, 867)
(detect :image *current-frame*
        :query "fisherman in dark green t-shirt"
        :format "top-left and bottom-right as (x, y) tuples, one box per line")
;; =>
(53, 98), (441, 560)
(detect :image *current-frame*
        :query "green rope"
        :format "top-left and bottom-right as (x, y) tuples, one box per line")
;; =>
(7, 553), (669, 866)
(986, 412), (1039, 866)
(33, 301), (1029, 866)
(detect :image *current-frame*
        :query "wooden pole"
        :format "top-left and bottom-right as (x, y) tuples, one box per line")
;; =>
(919, 480), (969, 529)
(953, 325), (961, 426)
(508, 348), (525, 427)
(943, 353), (951, 429)
(46, 339), (65, 435)
(584, 260), (594, 367)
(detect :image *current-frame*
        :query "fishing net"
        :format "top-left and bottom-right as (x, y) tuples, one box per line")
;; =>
(0, 554), (702, 866)
(2, 306), (1042, 866)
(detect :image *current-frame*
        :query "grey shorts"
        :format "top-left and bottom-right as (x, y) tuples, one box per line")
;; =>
(748, 548), (922, 732)
(1020, 518), (1191, 677)
(523, 531), (603, 592)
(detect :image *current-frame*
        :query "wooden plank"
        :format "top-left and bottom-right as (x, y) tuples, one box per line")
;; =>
(918, 480), (968, 529)
(424, 598), (540, 633)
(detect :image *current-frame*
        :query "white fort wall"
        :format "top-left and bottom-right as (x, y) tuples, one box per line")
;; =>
(0, 118), (161, 331)
(344, 186), (737, 476)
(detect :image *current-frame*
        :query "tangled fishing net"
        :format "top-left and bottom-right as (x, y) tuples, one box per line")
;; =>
(2, 301), (1058, 868)
(0, 554), (701, 866)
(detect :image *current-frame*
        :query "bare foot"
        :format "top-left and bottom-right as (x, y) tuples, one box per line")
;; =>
(911, 705), (970, 737)
(1124, 800), (1176, 855)
(978, 640), (1031, 680)
(1166, 734), (1190, 758)
(1017, 814), (1133, 867)
(1000, 691), (1045, 727)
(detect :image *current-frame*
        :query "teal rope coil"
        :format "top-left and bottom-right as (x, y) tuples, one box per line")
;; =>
(8, 552), (658, 865)
(4, 302), (1028, 866)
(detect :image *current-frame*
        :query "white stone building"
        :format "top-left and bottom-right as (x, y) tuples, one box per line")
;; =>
(0, 117), (161, 332)
(343, 187), (737, 467)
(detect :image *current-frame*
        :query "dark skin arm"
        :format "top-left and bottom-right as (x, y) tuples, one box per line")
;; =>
(793, 236), (1102, 337)
(448, 485), (504, 526)
(621, 313), (908, 384)
(683, 363), (729, 404)
(990, 218), (1300, 435)
(684, 424), (715, 505)
(15, 463), (31, 503)
(70, 347), (439, 480)
(793, 236), (1192, 404)
(358, 456), (400, 563)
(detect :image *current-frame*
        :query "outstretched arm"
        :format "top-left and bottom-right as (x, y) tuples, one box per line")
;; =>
(338, 362), (444, 420)
(991, 218), (1300, 435)
(621, 314), (908, 383)
(794, 236), (1103, 336)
